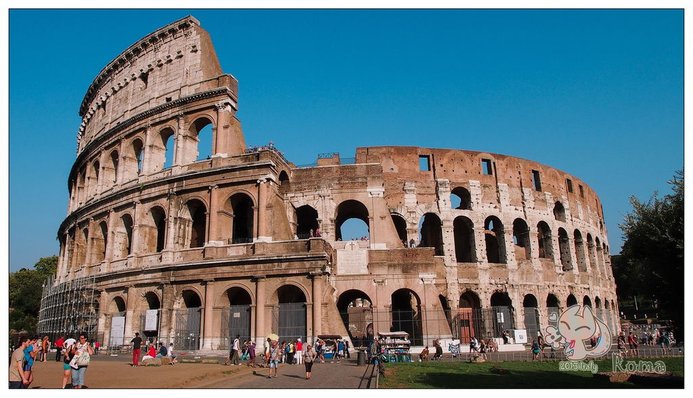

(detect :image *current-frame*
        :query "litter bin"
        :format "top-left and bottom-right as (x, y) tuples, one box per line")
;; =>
(357, 350), (367, 365)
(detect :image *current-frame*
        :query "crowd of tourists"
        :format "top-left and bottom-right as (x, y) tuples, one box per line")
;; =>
(9, 333), (95, 389)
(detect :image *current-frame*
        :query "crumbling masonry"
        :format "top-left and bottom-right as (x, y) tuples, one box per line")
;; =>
(48, 16), (619, 351)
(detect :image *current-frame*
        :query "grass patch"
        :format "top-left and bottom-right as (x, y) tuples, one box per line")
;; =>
(380, 357), (684, 388)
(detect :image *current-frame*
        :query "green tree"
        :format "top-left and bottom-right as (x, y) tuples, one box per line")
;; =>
(619, 171), (683, 338)
(8, 256), (58, 335)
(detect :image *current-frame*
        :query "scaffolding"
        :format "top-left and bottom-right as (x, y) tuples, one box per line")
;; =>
(37, 275), (99, 342)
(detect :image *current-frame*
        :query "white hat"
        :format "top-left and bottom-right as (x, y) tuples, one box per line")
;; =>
(63, 338), (76, 348)
(297, 338), (301, 342)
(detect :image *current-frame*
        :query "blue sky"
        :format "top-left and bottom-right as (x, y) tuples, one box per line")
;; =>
(8, 9), (683, 271)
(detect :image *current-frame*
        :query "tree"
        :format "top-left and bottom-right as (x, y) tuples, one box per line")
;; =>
(8, 256), (58, 335)
(618, 171), (683, 339)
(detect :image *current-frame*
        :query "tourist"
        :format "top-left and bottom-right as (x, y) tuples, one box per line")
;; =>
(167, 343), (177, 365)
(231, 335), (241, 365)
(303, 344), (317, 380)
(264, 337), (272, 368)
(72, 333), (94, 389)
(62, 341), (76, 388)
(131, 332), (143, 367)
(142, 343), (157, 361)
(9, 335), (31, 389)
(345, 339), (351, 359)
(40, 336), (50, 362)
(470, 337), (479, 353)
(280, 341), (287, 364)
(23, 336), (39, 388)
(502, 330), (510, 344)
(531, 339), (541, 361)
(156, 342), (168, 358)
(479, 340), (488, 361)
(337, 339), (345, 362)
(627, 332), (639, 357)
(295, 338), (303, 365)
(268, 340), (280, 379)
(54, 335), (65, 362)
(433, 339), (443, 360)
(419, 346), (429, 361)
(288, 340), (295, 364)
(247, 340), (256, 367)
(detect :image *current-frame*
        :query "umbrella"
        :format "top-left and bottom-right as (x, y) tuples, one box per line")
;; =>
(63, 338), (76, 348)
(266, 333), (279, 342)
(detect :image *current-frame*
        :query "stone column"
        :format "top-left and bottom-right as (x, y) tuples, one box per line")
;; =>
(84, 218), (94, 268)
(256, 178), (270, 241)
(160, 283), (175, 345)
(97, 290), (109, 347)
(123, 287), (137, 341)
(173, 114), (186, 167)
(254, 276), (266, 347)
(311, 273), (323, 340)
(202, 280), (216, 350)
(130, 201), (141, 256)
(104, 210), (116, 270)
(207, 185), (221, 245)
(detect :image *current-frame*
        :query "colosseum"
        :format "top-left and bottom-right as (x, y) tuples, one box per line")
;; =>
(41, 16), (619, 352)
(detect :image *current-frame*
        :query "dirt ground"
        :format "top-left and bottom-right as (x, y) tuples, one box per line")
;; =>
(27, 357), (255, 389)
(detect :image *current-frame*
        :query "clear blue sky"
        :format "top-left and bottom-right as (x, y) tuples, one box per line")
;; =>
(8, 9), (683, 271)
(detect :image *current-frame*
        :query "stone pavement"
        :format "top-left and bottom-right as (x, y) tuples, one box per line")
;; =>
(204, 359), (370, 389)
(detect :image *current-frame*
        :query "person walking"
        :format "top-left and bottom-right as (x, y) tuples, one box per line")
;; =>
(303, 344), (317, 380)
(62, 342), (76, 388)
(231, 335), (241, 365)
(295, 338), (303, 365)
(40, 336), (50, 362)
(268, 340), (280, 379)
(22, 336), (39, 388)
(9, 335), (31, 389)
(131, 332), (143, 366)
(247, 340), (256, 367)
(72, 333), (94, 389)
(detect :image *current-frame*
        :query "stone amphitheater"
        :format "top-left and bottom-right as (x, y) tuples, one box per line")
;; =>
(46, 16), (619, 351)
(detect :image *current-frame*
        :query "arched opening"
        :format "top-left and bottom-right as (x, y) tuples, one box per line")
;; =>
(191, 118), (214, 162)
(391, 214), (408, 246)
(419, 213), (444, 255)
(276, 285), (307, 342)
(229, 193), (254, 244)
(91, 221), (107, 264)
(595, 237), (603, 274)
(89, 160), (100, 197)
(484, 216), (506, 263)
(75, 228), (88, 267)
(490, 292), (514, 337)
(595, 297), (603, 322)
(558, 228), (572, 271)
(603, 299), (613, 333)
(163, 129), (175, 169)
(457, 291), (481, 343)
(335, 200), (370, 241)
(175, 290), (202, 350)
(108, 297), (127, 346)
(141, 292), (162, 340)
(391, 289), (423, 346)
(537, 221), (553, 259)
(147, 206), (167, 253)
(586, 233), (597, 274)
(222, 287), (252, 346)
(567, 294), (578, 307)
(546, 294), (560, 328)
(574, 230), (587, 272)
(295, 205), (319, 239)
(553, 201), (566, 222)
(523, 294), (541, 340)
(134, 139), (144, 175)
(453, 216), (475, 262)
(337, 290), (373, 347)
(439, 295), (452, 327)
(512, 218), (531, 261)
(279, 170), (289, 185)
(108, 150), (119, 186)
(118, 214), (133, 258)
(77, 168), (86, 204)
(583, 295), (592, 308)
(450, 186), (472, 210)
(183, 200), (207, 248)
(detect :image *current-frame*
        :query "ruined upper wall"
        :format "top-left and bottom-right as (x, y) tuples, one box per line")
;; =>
(76, 16), (234, 153)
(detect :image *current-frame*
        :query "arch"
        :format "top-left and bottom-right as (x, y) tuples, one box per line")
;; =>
(450, 186), (472, 210)
(221, 286), (253, 343)
(558, 228), (572, 270)
(337, 290), (373, 345)
(454, 216), (475, 262)
(162, 127), (175, 169)
(89, 160), (100, 197)
(583, 295), (592, 308)
(114, 214), (134, 258)
(276, 285), (307, 342)
(229, 193), (254, 243)
(295, 205), (319, 239)
(335, 200), (370, 241)
(182, 290), (202, 308)
(108, 150), (119, 186)
(77, 168), (86, 204)
(484, 216), (506, 263)
(143, 291), (161, 309)
(490, 292), (514, 336)
(419, 212), (444, 255)
(594, 296), (602, 309)
(537, 221), (553, 259)
(391, 213), (408, 246)
(190, 117), (214, 162)
(553, 201), (566, 222)
(595, 237), (603, 273)
(183, 199), (207, 248)
(74, 227), (88, 267)
(523, 294), (541, 339)
(147, 206), (167, 253)
(223, 286), (253, 306)
(546, 293), (560, 327)
(586, 233), (597, 274)
(567, 294), (578, 307)
(457, 290), (481, 343)
(175, 289), (203, 351)
(512, 218), (531, 261)
(574, 230), (587, 272)
(278, 170), (290, 185)
(109, 296), (126, 314)
(391, 288), (423, 346)
(91, 221), (108, 264)
(133, 138), (144, 175)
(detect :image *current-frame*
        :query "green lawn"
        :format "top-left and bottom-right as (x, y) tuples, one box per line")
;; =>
(379, 357), (684, 388)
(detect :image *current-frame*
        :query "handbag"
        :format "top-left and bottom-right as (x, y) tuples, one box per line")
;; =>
(76, 350), (91, 366)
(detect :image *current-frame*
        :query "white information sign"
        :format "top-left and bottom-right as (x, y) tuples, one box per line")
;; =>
(145, 309), (158, 331)
(336, 241), (369, 275)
